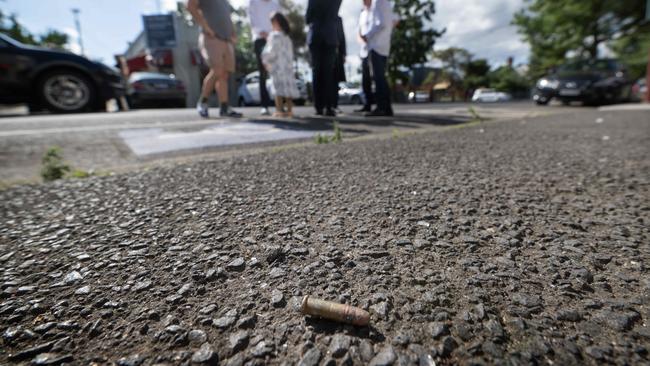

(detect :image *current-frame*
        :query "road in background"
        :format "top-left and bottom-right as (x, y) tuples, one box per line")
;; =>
(0, 102), (567, 184)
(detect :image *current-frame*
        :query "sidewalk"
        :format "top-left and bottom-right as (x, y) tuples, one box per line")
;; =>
(1, 108), (648, 365)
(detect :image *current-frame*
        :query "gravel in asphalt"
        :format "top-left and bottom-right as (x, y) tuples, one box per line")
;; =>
(0, 109), (648, 365)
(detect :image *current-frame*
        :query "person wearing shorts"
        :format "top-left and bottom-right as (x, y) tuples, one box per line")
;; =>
(188, 0), (242, 118)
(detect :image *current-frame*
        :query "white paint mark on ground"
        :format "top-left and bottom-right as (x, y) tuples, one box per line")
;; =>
(120, 121), (326, 156)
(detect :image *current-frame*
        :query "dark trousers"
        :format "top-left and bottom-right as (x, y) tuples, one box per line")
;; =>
(254, 38), (271, 108)
(309, 40), (337, 113)
(370, 50), (392, 113)
(361, 56), (374, 108)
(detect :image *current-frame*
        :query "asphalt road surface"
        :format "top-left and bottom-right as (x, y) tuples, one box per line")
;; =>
(0, 102), (556, 185)
(0, 104), (648, 365)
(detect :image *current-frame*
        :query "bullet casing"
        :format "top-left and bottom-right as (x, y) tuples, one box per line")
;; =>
(300, 296), (370, 326)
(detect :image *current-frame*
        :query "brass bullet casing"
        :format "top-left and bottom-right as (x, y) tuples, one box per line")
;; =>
(300, 296), (370, 326)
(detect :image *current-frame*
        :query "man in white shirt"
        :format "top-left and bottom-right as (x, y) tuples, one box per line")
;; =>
(356, 0), (373, 113)
(248, 0), (281, 115)
(360, 0), (396, 117)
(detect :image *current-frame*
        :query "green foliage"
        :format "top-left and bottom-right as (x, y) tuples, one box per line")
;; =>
(488, 66), (531, 97)
(232, 8), (258, 76)
(463, 59), (491, 91)
(314, 122), (342, 144)
(280, 0), (307, 58)
(0, 10), (69, 49)
(39, 30), (69, 49)
(389, 0), (445, 85)
(610, 32), (650, 79)
(40, 147), (70, 182)
(70, 169), (91, 179)
(513, 0), (650, 79)
(332, 122), (342, 143)
(468, 107), (485, 123)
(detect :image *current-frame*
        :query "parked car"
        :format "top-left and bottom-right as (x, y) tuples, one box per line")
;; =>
(127, 72), (186, 108)
(337, 82), (365, 105)
(631, 78), (647, 102)
(533, 59), (633, 106)
(0, 33), (124, 113)
(408, 90), (430, 103)
(472, 88), (511, 103)
(237, 71), (307, 106)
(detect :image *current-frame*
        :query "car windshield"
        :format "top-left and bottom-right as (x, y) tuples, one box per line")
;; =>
(558, 60), (615, 73)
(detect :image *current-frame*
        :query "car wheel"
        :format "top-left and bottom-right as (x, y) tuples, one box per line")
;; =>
(535, 100), (549, 106)
(350, 95), (361, 105)
(37, 70), (96, 113)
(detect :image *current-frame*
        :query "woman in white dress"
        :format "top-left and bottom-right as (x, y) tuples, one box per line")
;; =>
(262, 12), (300, 117)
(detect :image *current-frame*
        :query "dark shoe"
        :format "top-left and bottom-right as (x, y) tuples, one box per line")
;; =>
(355, 106), (371, 113)
(315, 109), (323, 116)
(325, 108), (336, 117)
(365, 109), (390, 117)
(220, 108), (243, 118)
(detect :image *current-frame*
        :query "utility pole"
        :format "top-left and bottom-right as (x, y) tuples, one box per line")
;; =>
(71, 8), (84, 55)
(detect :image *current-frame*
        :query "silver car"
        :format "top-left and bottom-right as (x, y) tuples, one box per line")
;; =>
(237, 71), (307, 106)
(337, 82), (365, 105)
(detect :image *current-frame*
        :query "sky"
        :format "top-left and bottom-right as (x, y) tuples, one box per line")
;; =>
(2, 0), (529, 71)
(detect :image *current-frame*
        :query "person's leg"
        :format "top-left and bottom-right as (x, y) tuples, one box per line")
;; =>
(254, 39), (271, 111)
(218, 40), (241, 117)
(309, 42), (324, 114)
(201, 69), (217, 99)
(321, 45), (337, 113)
(369, 50), (391, 115)
(361, 56), (374, 109)
(273, 96), (284, 116)
(330, 50), (340, 110)
(285, 97), (293, 117)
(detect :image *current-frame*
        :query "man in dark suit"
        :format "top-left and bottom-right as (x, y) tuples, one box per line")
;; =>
(306, 0), (342, 116)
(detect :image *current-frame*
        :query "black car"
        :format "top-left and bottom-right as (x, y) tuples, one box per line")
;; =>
(0, 33), (125, 113)
(533, 59), (633, 106)
(127, 72), (187, 109)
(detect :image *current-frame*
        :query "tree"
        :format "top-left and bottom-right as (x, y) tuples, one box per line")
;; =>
(431, 47), (471, 101)
(463, 58), (491, 91)
(611, 32), (650, 79)
(513, 0), (650, 78)
(279, 0), (307, 58)
(488, 65), (530, 98)
(389, 0), (445, 86)
(1, 10), (70, 50)
(0, 10), (37, 45)
(232, 7), (258, 76)
(39, 30), (69, 49)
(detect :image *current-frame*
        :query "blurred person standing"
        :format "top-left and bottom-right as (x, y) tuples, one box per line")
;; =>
(360, 0), (396, 117)
(355, 0), (374, 113)
(188, 0), (242, 118)
(262, 12), (300, 118)
(248, 0), (281, 116)
(305, 0), (342, 116)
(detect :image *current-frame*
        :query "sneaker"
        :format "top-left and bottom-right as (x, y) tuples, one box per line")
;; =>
(196, 100), (209, 118)
(260, 108), (271, 116)
(355, 106), (372, 113)
(220, 108), (243, 118)
(325, 108), (337, 117)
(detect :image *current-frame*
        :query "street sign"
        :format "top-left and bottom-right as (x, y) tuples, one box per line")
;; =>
(143, 14), (176, 49)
